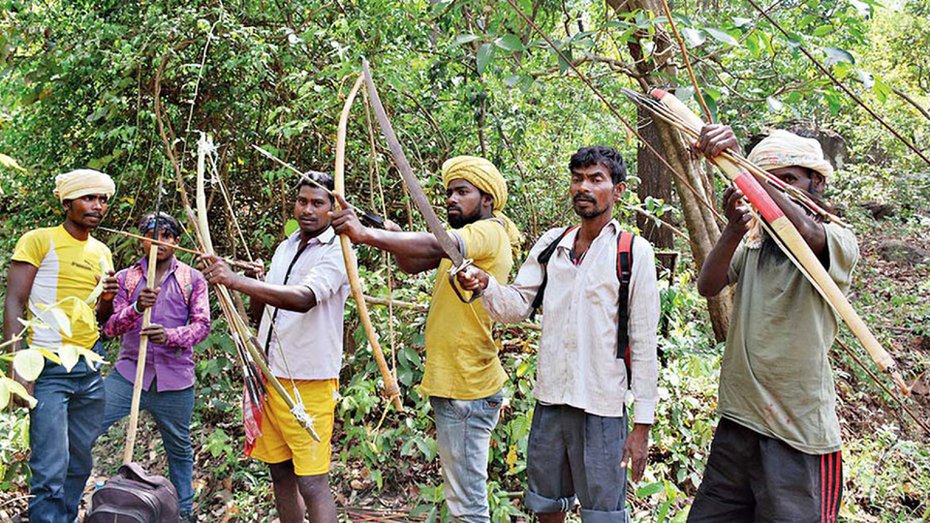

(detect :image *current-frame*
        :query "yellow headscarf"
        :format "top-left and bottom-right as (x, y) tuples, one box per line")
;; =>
(53, 169), (116, 203)
(441, 155), (522, 254)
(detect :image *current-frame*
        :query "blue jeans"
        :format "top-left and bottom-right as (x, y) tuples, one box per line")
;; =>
(98, 371), (195, 514)
(29, 344), (106, 523)
(430, 391), (503, 523)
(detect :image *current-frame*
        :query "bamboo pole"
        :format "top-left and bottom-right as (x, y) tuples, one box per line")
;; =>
(123, 240), (159, 464)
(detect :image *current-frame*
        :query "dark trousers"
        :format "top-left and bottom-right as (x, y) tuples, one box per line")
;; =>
(525, 403), (630, 523)
(688, 418), (843, 523)
(28, 353), (106, 523)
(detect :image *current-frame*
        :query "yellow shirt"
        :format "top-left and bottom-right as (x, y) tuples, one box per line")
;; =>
(11, 225), (112, 350)
(421, 219), (513, 400)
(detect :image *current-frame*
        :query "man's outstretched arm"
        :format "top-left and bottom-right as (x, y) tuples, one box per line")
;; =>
(201, 255), (317, 313)
(330, 193), (447, 274)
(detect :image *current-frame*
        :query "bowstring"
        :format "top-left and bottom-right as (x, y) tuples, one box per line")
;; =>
(502, 0), (727, 227)
(204, 140), (314, 429)
(363, 86), (399, 431)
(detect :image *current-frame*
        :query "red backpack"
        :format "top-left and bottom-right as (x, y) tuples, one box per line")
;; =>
(529, 226), (637, 386)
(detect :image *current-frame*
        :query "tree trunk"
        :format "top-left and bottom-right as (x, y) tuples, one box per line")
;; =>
(636, 106), (673, 250)
(608, 0), (732, 342)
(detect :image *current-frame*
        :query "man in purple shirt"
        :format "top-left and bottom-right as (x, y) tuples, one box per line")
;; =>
(98, 212), (210, 522)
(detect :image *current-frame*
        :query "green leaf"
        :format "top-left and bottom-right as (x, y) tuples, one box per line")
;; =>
(453, 34), (480, 46)
(813, 24), (834, 37)
(799, 14), (818, 26)
(760, 30), (775, 57)
(13, 349), (45, 381)
(476, 43), (494, 74)
(824, 47), (855, 66)
(849, 0), (879, 14)
(732, 17), (753, 28)
(504, 75), (523, 87)
(637, 481), (665, 497)
(872, 76), (891, 103)
(785, 31), (805, 48)
(834, 61), (855, 79)
(703, 94), (719, 123)
(553, 44), (573, 73)
(681, 28), (705, 47)
(86, 106), (108, 123)
(284, 218), (298, 236)
(431, 0), (454, 13)
(494, 34), (523, 53)
(823, 90), (843, 114)
(605, 20), (633, 29)
(705, 27), (739, 46)
(642, 40), (655, 58)
(745, 31), (760, 57)
(569, 30), (597, 45)
(674, 86), (695, 103)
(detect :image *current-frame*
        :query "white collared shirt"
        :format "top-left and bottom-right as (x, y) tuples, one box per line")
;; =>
(257, 226), (351, 380)
(482, 220), (660, 422)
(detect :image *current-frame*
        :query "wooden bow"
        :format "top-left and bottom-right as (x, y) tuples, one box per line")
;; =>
(644, 90), (909, 395)
(334, 75), (404, 411)
(195, 135), (321, 440)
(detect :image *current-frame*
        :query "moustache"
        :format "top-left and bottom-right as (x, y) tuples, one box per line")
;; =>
(573, 195), (596, 204)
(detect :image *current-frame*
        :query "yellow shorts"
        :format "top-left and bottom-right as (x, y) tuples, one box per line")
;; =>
(250, 378), (338, 476)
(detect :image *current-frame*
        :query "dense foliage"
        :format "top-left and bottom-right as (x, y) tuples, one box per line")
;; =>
(1, 0), (928, 521)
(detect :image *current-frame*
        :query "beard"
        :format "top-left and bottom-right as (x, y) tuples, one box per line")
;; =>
(448, 206), (482, 229)
(756, 199), (828, 267)
(572, 194), (610, 219)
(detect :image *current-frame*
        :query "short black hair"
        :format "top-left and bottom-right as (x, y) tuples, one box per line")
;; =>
(569, 146), (627, 185)
(296, 171), (335, 203)
(138, 211), (183, 238)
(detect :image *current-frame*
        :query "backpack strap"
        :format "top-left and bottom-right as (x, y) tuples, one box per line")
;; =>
(616, 231), (635, 387)
(174, 263), (193, 307)
(125, 261), (194, 309)
(529, 225), (579, 320)
(123, 265), (145, 303)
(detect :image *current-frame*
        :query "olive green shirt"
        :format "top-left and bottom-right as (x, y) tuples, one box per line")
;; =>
(719, 222), (859, 454)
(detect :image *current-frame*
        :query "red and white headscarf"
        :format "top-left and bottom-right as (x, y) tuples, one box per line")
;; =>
(747, 130), (834, 179)
(745, 130), (833, 246)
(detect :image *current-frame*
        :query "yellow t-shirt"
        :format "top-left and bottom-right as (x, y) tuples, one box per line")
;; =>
(11, 225), (112, 350)
(421, 219), (513, 400)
